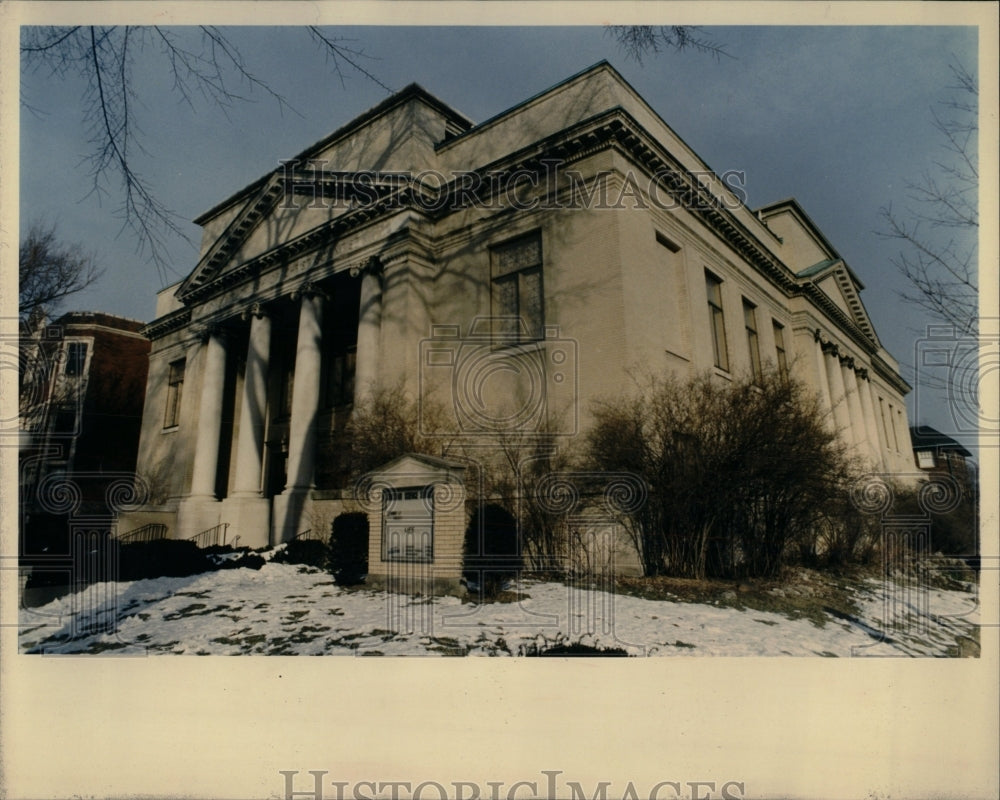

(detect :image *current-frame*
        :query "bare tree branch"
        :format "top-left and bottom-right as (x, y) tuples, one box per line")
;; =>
(306, 27), (395, 94)
(19, 221), (104, 320)
(606, 25), (731, 64)
(20, 26), (393, 280)
(877, 61), (978, 336)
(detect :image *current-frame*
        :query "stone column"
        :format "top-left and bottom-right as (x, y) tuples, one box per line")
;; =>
(188, 327), (228, 498)
(218, 304), (274, 549)
(272, 284), (326, 544)
(842, 357), (865, 454)
(231, 304), (272, 496)
(352, 256), (383, 406)
(176, 327), (227, 540)
(823, 345), (852, 450)
(284, 286), (325, 491)
(812, 332), (834, 423)
(857, 371), (884, 469)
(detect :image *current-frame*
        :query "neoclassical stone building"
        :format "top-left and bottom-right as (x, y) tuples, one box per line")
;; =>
(121, 62), (914, 550)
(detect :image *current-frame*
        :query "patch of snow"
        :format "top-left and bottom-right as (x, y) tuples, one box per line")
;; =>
(17, 563), (980, 657)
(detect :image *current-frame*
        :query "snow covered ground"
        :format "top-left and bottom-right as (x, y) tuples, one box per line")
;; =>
(17, 561), (980, 657)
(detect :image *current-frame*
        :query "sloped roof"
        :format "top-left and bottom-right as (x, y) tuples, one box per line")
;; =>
(796, 259), (840, 279)
(795, 258), (879, 348)
(909, 425), (973, 457)
(373, 452), (467, 473)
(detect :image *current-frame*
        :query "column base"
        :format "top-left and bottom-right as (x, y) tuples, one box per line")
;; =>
(175, 496), (223, 543)
(221, 494), (272, 550)
(271, 489), (314, 545)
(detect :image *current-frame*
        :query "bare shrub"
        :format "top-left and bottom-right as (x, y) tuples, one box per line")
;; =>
(585, 368), (852, 579)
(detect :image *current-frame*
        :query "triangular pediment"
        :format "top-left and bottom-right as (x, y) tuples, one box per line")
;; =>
(799, 259), (880, 347)
(176, 172), (375, 302)
(177, 175), (286, 301)
(363, 453), (467, 491)
(177, 85), (473, 304)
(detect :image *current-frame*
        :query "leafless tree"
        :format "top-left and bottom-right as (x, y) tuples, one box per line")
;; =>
(878, 62), (978, 336)
(607, 26), (730, 64)
(19, 221), (103, 321)
(21, 26), (392, 280)
(478, 424), (574, 570)
(341, 382), (454, 481)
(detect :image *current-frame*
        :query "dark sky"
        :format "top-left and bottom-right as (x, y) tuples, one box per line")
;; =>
(15, 22), (984, 449)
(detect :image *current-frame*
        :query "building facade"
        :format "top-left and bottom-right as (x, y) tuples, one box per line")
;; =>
(20, 311), (150, 553)
(121, 62), (914, 550)
(910, 425), (975, 482)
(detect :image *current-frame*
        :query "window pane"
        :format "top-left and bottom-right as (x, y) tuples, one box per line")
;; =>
(705, 273), (723, 307)
(65, 342), (87, 376)
(747, 329), (761, 379)
(743, 301), (761, 381)
(495, 273), (517, 316)
(706, 273), (727, 370)
(492, 274), (520, 338)
(773, 322), (788, 377)
(712, 309), (729, 371)
(492, 232), (544, 343)
(164, 359), (185, 428)
(328, 358), (343, 404)
(343, 350), (356, 404)
(520, 268), (544, 340)
(493, 235), (542, 277)
(326, 349), (357, 407)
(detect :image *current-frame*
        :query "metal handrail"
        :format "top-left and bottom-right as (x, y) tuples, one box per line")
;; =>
(293, 528), (325, 542)
(118, 523), (168, 544)
(187, 522), (230, 549)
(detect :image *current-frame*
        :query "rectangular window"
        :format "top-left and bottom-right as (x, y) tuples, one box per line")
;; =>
(917, 450), (935, 469)
(878, 397), (889, 450)
(743, 300), (762, 382)
(164, 358), (185, 428)
(772, 321), (788, 378)
(491, 233), (544, 342)
(280, 367), (294, 418)
(705, 271), (729, 371)
(325, 348), (357, 408)
(888, 403), (900, 450)
(65, 341), (87, 377)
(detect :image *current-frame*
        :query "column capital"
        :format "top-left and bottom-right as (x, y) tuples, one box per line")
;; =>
(241, 301), (270, 321)
(349, 254), (383, 279)
(814, 328), (840, 356)
(192, 322), (229, 345)
(291, 281), (329, 302)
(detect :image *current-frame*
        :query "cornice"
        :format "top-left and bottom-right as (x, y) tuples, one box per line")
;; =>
(790, 281), (879, 357)
(178, 176), (285, 301)
(179, 195), (427, 305)
(870, 353), (912, 395)
(174, 106), (885, 364)
(140, 307), (192, 341)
